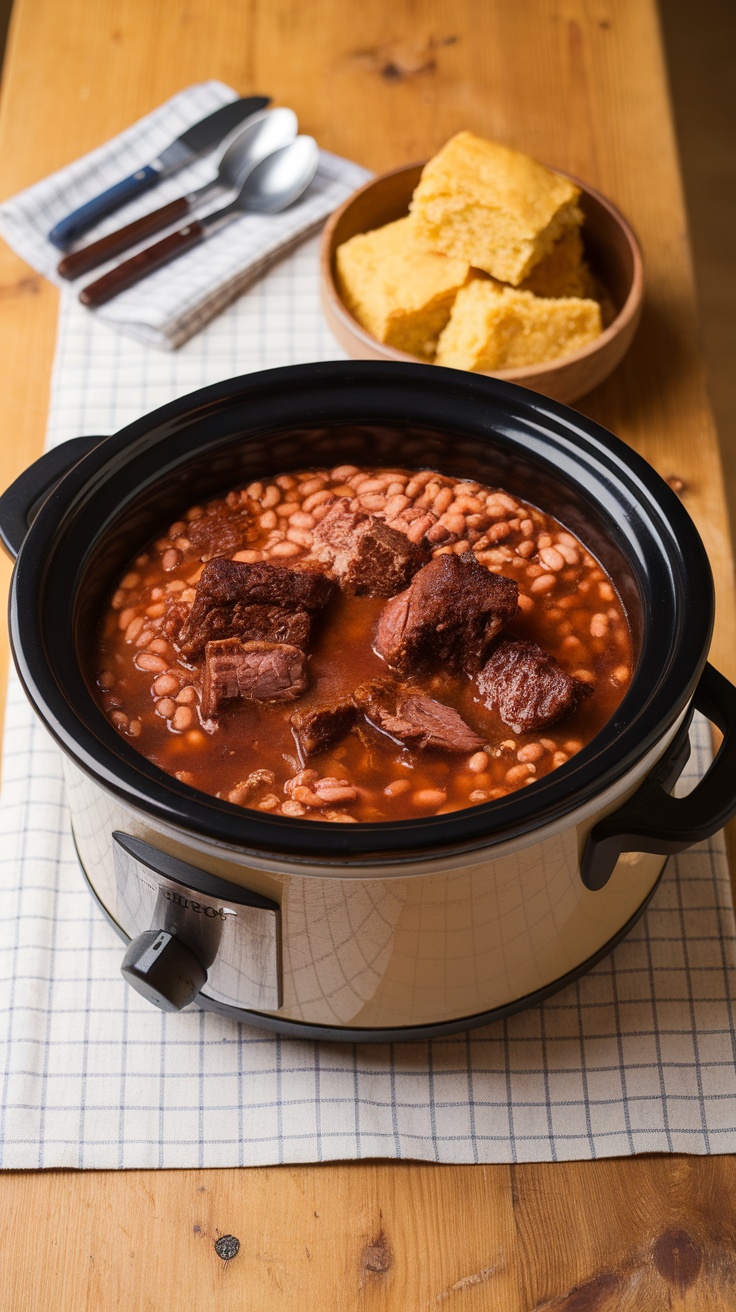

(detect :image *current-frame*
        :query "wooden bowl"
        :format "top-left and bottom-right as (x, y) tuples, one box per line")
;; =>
(320, 163), (643, 405)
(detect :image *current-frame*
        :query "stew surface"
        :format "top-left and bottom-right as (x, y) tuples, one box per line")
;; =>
(92, 463), (633, 822)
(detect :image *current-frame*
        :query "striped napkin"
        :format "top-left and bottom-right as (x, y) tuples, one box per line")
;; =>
(0, 81), (369, 349)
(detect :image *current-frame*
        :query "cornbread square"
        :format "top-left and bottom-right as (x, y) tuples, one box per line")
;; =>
(520, 227), (593, 299)
(410, 132), (583, 285)
(335, 216), (470, 359)
(435, 280), (602, 372)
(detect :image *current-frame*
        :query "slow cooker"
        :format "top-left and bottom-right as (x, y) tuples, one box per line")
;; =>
(2, 362), (735, 1041)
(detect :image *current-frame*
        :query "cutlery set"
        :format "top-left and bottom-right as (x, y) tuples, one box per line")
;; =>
(50, 96), (319, 307)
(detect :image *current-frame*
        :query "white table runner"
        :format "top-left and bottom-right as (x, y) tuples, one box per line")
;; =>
(1, 251), (735, 1168)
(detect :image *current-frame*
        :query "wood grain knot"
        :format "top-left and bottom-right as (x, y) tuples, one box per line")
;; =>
(535, 1270), (618, 1311)
(362, 1230), (393, 1275)
(652, 1229), (702, 1291)
(353, 34), (458, 83)
(0, 276), (41, 300)
(214, 1234), (240, 1262)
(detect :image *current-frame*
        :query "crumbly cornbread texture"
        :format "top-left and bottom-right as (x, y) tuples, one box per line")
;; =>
(520, 227), (593, 299)
(335, 216), (470, 359)
(410, 132), (583, 286)
(435, 279), (602, 372)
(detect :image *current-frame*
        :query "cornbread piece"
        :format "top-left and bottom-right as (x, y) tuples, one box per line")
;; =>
(435, 280), (602, 372)
(520, 227), (593, 299)
(178, 558), (333, 656)
(410, 132), (583, 285)
(478, 639), (592, 734)
(312, 500), (429, 596)
(291, 699), (358, 757)
(375, 553), (518, 676)
(335, 216), (470, 359)
(355, 680), (484, 753)
(202, 639), (307, 718)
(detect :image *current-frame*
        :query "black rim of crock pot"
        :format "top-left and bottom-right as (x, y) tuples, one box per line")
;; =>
(7, 361), (714, 867)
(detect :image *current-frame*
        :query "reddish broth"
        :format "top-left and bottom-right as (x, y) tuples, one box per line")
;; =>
(92, 464), (633, 822)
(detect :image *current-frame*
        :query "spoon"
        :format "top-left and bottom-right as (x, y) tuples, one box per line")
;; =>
(58, 107), (299, 281)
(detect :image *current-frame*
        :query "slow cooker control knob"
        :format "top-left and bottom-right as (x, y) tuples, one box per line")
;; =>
(121, 930), (207, 1012)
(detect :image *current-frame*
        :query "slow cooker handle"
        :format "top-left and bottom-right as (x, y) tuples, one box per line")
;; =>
(582, 662), (736, 891)
(0, 434), (107, 560)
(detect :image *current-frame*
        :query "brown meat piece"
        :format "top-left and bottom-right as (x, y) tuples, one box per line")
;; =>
(291, 699), (358, 756)
(178, 558), (333, 656)
(201, 638), (307, 718)
(375, 553), (518, 676)
(354, 679), (484, 753)
(478, 639), (592, 733)
(311, 501), (429, 596)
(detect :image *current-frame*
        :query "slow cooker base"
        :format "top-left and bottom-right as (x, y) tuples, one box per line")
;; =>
(78, 846), (666, 1043)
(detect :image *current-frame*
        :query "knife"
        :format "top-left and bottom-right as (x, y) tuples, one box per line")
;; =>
(48, 95), (270, 251)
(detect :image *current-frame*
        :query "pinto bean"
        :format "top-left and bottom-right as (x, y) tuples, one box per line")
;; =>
(384, 779), (411, 796)
(176, 687), (198, 704)
(406, 513), (436, 543)
(172, 705), (195, 732)
(360, 493), (387, 512)
(440, 511), (466, 536)
(162, 548), (181, 572)
(153, 673), (179, 696)
(384, 493), (410, 519)
(288, 511), (315, 529)
(270, 540), (302, 558)
(518, 743), (544, 763)
(412, 788), (447, 809)
(135, 652), (167, 673)
(530, 573), (556, 595)
(539, 545), (565, 571)
(303, 489), (335, 513)
(124, 616), (145, 643)
(281, 799), (306, 817)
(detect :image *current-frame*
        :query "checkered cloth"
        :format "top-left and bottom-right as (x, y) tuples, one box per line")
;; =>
(0, 81), (369, 349)
(0, 236), (735, 1169)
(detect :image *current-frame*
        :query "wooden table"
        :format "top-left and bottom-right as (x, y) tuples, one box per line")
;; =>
(2, 1), (736, 1307)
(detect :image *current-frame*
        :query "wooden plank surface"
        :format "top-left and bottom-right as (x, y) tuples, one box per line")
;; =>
(1, 0), (735, 1307)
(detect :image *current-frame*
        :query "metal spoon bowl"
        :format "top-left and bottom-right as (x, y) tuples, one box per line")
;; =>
(191, 106), (299, 201)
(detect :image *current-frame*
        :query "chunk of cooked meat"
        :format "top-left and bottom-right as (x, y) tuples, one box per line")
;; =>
(201, 638), (307, 718)
(178, 558), (333, 656)
(354, 679), (485, 753)
(311, 500), (429, 596)
(291, 698), (358, 756)
(477, 639), (592, 733)
(375, 553), (518, 675)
